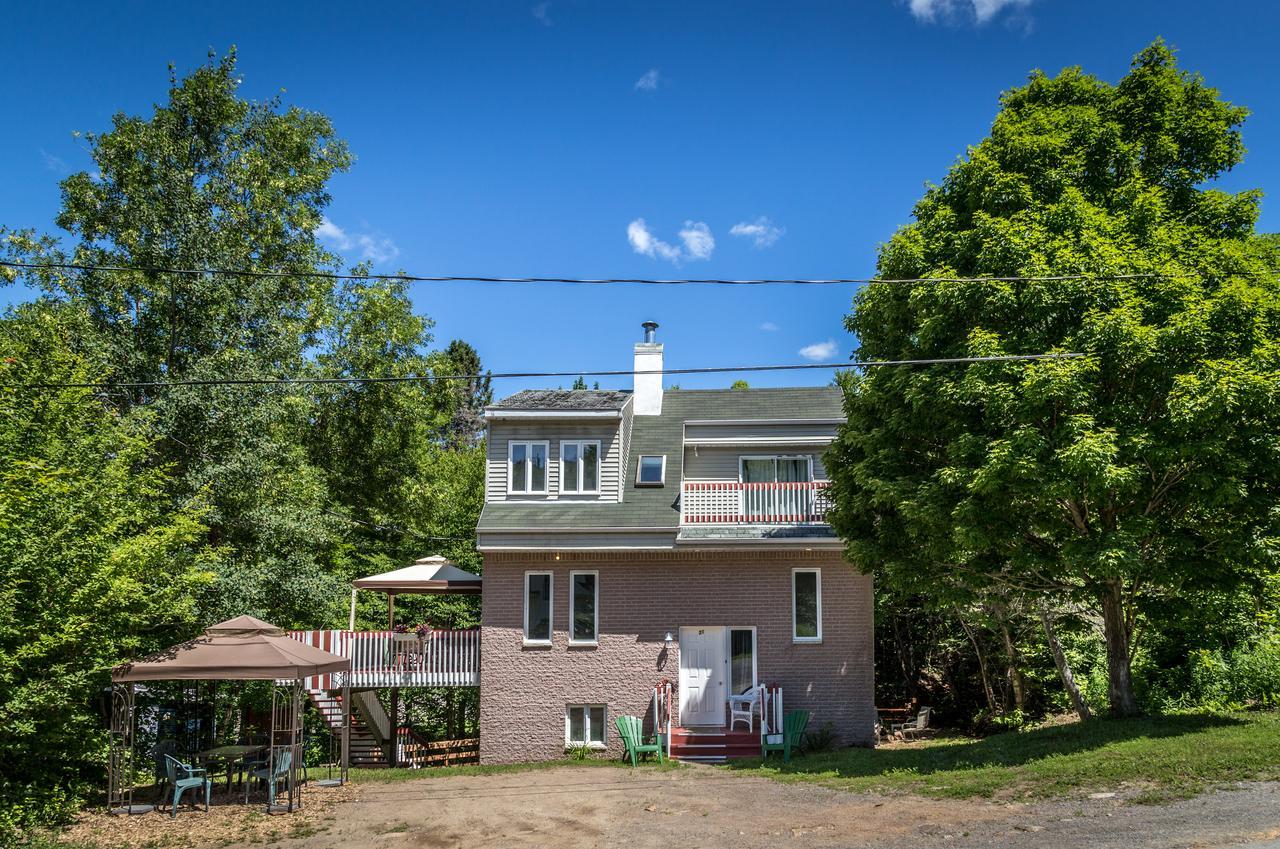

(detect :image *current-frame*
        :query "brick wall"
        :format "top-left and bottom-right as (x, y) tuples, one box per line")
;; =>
(478, 549), (875, 763)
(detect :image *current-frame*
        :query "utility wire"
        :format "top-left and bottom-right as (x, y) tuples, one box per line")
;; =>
(6, 353), (1084, 392)
(3, 259), (1275, 286)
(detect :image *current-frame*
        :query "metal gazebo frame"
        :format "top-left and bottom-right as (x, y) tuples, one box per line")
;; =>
(109, 616), (351, 815)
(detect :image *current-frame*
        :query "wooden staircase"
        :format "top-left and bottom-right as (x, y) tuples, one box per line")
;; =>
(305, 688), (389, 768)
(668, 727), (761, 762)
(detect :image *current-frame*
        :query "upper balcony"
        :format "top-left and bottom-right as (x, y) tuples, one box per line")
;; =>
(680, 481), (833, 526)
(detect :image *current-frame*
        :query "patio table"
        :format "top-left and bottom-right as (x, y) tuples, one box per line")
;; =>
(197, 744), (267, 801)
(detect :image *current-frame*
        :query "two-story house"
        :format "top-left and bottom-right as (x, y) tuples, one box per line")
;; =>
(476, 322), (875, 762)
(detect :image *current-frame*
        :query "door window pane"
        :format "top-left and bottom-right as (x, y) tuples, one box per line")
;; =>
(730, 629), (755, 695)
(525, 573), (551, 641)
(793, 570), (821, 640)
(571, 572), (597, 642)
(779, 458), (810, 482)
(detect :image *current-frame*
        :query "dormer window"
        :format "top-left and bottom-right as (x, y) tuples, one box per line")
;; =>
(560, 440), (600, 494)
(509, 441), (549, 494)
(636, 455), (666, 486)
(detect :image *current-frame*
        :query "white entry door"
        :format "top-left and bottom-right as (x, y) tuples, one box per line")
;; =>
(679, 626), (727, 727)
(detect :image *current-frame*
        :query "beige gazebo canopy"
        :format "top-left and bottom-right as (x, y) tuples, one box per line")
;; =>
(348, 555), (482, 629)
(112, 615), (351, 682)
(108, 616), (352, 816)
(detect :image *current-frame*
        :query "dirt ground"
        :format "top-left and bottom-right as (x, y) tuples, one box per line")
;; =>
(63, 767), (1280, 849)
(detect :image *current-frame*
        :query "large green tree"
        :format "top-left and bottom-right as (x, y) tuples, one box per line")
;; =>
(0, 304), (214, 834)
(828, 41), (1280, 715)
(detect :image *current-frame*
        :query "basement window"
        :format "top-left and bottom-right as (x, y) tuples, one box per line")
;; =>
(636, 454), (666, 486)
(565, 704), (606, 748)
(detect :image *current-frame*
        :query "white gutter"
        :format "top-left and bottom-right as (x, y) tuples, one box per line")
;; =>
(682, 418), (844, 426)
(483, 409), (623, 420)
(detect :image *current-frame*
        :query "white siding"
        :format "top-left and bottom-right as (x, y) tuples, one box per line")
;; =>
(486, 422), (624, 502)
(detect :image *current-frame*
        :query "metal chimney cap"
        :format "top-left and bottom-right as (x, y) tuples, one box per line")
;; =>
(641, 321), (659, 343)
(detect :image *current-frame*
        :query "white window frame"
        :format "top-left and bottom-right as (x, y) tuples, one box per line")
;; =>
(791, 567), (822, 643)
(727, 625), (758, 695)
(635, 454), (667, 487)
(738, 454), (815, 483)
(523, 571), (553, 645)
(508, 440), (550, 495)
(564, 703), (608, 749)
(559, 439), (602, 495)
(568, 570), (599, 646)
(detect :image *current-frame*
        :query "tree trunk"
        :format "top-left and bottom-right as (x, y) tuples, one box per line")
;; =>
(995, 610), (1026, 712)
(955, 608), (997, 713)
(1040, 604), (1092, 721)
(1099, 579), (1139, 716)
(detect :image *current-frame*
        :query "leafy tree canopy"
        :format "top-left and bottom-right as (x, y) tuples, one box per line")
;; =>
(828, 40), (1280, 715)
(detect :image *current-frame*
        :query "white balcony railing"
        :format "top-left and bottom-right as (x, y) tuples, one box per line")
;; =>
(289, 629), (480, 690)
(681, 481), (833, 525)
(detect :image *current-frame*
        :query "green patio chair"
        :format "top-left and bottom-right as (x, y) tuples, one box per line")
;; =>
(252, 748), (293, 809)
(761, 710), (810, 763)
(162, 754), (211, 818)
(614, 715), (664, 766)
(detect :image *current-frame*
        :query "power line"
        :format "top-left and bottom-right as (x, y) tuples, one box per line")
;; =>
(4, 259), (1274, 286)
(6, 353), (1084, 392)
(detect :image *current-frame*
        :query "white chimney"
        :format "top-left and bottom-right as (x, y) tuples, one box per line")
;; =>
(634, 321), (663, 415)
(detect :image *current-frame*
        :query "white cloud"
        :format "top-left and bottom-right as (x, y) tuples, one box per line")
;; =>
(798, 339), (839, 361)
(634, 69), (661, 91)
(627, 218), (714, 264)
(316, 217), (399, 264)
(627, 218), (681, 262)
(531, 2), (552, 26)
(355, 233), (399, 264)
(760, 322), (779, 331)
(730, 216), (784, 249)
(679, 221), (715, 260)
(905, 0), (1031, 24)
(315, 217), (352, 249)
(40, 149), (68, 174)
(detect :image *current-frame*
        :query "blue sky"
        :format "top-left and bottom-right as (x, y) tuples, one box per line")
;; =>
(4, 1), (1279, 398)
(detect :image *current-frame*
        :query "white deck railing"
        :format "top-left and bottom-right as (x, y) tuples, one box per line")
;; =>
(289, 629), (481, 690)
(681, 481), (833, 525)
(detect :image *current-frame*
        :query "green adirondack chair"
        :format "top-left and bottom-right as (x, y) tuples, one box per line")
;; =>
(761, 710), (810, 763)
(162, 754), (211, 818)
(614, 715), (664, 766)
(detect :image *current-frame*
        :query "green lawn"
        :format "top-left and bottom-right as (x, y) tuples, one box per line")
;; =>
(730, 711), (1280, 803)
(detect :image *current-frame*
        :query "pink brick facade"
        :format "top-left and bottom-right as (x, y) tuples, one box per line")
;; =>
(478, 549), (875, 763)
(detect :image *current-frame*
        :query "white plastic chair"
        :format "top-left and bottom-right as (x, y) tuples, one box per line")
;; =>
(728, 686), (760, 731)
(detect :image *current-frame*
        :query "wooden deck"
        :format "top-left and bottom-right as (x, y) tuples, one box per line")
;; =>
(289, 629), (481, 689)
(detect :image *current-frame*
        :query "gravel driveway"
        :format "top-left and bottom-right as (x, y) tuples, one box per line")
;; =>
(204, 766), (1280, 849)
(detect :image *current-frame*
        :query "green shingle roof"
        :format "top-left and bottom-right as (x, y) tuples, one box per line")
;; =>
(477, 387), (843, 531)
